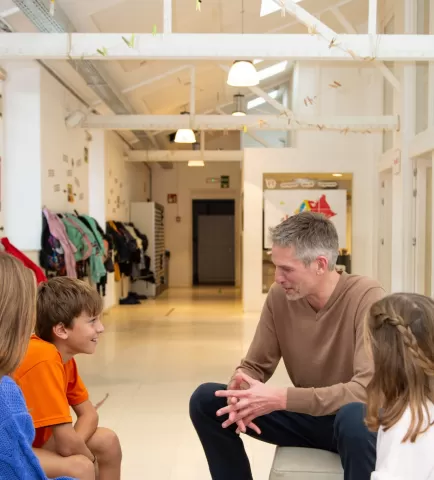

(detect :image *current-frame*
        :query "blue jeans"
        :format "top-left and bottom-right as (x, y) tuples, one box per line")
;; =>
(190, 382), (377, 480)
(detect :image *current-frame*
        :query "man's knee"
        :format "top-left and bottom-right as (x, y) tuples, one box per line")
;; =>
(335, 402), (373, 444)
(67, 455), (95, 480)
(189, 382), (224, 421)
(90, 427), (122, 462)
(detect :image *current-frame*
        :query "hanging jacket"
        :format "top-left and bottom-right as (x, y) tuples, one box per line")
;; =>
(63, 214), (106, 285)
(42, 208), (77, 278)
(61, 216), (93, 262)
(1, 237), (47, 284)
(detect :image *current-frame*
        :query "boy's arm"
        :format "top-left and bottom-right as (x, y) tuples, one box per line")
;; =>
(51, 423), (95, 462)
(72, 400), (98, 442)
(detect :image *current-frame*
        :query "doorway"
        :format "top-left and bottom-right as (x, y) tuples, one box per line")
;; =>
(192, 199), (235, 286)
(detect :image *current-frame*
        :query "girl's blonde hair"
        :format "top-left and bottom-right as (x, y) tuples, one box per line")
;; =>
(0, 253), (36, 377)
(365, 292), (434, 443)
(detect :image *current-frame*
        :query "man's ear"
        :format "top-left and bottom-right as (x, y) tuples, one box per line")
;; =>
(52, 323), (69, 340)
(316, 256), (329, 275)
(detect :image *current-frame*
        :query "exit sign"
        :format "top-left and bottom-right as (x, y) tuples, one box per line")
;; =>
(221, 175), (230, 188)
(206, 177), (219, 184)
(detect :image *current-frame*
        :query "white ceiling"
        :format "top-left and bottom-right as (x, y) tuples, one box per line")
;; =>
(0, 0), (372, 148)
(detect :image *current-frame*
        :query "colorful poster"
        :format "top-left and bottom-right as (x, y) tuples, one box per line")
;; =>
(263, 189), (347, 249)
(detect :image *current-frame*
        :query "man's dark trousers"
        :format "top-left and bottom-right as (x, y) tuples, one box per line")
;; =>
(189, 382), (377, 480)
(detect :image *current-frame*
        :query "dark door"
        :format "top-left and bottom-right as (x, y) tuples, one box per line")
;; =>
(193, 200), (235, 286)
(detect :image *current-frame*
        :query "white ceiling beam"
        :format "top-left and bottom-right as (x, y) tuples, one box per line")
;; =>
(409, 127), (434, 158)
(0, 33), (434, 61)
(330, 7), (400, 91)
(164, 0), (172, 34)
(0, 6), (18, 18)
(368, 0), (378, 34)
(330, 7), (357, 34)
(246, 132), (271, 147)
(128, 150), (242, 162)
(219, 64), (293, 117)
(122, 65), (191, 94)
(82, 114), (398, 132)
(269, 0), (354, 33)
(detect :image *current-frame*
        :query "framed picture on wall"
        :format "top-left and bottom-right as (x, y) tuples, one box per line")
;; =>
(167, 194), (178, 204)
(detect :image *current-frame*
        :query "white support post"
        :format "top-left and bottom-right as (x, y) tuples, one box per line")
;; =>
(368, 0), (378, 34)
(164, 0), (172, 33)
(429, 0), (434, 126)
(390, 0), (416, 292)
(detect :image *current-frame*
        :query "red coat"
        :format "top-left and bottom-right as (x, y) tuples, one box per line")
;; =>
(1, 237), (47, 284)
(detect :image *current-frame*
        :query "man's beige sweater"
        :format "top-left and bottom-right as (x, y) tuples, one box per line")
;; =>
(237, 272), (385, 416)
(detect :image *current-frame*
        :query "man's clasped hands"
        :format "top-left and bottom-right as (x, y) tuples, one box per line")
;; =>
(214, 371), (287, 435)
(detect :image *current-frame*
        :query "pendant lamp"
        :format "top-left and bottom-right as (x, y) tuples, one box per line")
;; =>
(232, 94), (246, 116)
(175, 111), (196, 143)
(227, 61), (259, 87)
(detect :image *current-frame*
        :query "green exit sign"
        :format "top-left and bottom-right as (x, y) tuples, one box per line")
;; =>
(220, 175), (230, 189)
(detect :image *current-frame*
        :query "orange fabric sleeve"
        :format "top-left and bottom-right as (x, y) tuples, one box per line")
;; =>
(19, 360), (72, 429)
(64, 358), (89, 406)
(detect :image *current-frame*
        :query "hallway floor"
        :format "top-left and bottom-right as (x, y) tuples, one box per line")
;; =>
(76, 287), (288, 479)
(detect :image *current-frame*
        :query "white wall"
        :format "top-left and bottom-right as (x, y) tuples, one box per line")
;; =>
(243, 64), (383, 312)
(152, 161), (242, 287)
(40, 69), (89, 214)
(104, 131), (151, 308)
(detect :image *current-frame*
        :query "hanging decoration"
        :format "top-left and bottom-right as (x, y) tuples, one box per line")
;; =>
(196, 0), (202, 11)
(49, 0), (55, 16)
(152, 25), (157, 36)
(97, 47), (108, 57)
(122, 34), (136, 48)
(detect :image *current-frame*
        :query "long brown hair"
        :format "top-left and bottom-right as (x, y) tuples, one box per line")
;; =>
(365, 293), (434, 442)
(0, 253), (36, 377)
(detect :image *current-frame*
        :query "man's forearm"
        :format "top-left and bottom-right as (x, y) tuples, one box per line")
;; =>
(74, 412), (98, 443)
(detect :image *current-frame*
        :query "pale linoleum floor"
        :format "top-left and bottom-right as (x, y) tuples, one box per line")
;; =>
(76, 286), (289, 479)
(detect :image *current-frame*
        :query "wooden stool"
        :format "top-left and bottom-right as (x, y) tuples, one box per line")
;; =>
(269, 447), (344, 480)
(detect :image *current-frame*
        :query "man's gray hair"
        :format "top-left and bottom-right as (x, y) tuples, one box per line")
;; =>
(269, 212), (339, 271)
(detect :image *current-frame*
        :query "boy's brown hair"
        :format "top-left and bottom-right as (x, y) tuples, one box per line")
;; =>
(36, 277), (103, 342)
(365, 292), (434, 443)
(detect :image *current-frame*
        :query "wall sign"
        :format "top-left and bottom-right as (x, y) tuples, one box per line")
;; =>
(220, 175), (230, 189)
(167, 194), (178, 204)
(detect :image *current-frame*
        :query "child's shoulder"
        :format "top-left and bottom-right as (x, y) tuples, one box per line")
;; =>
(14, 335), (61, 378)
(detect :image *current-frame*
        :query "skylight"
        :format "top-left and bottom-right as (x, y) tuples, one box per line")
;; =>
(260, 0), (303, 17)
(247, 90), (280, 110)
(257, 61), (288, 81)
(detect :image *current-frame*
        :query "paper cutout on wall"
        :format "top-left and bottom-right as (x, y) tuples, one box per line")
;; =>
(67, 170), (73, 177)
(74, 178), (80, 187)
(263, 189), (347, 249)
(48, 169), (55, 177)
(77, 158), (82, 167)
(110, 188), (114, 194)
(53, 184), (60, 192)
(67, 184), (74, 203)
(63, 154), (69, 164)
(294, 194), (336, 218)
(79, 193), (84, 201)
(120, 182), (123, 188)
(114, 178), (118, 184)
(112, 208), (116, 213)
(71, 158), (75, 167)
(108, 199), (111, 205)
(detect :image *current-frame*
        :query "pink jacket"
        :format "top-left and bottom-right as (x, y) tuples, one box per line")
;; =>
(42, 208), (77, 278)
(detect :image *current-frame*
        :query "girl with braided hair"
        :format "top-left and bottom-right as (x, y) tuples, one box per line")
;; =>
(366, 293), (434, 480)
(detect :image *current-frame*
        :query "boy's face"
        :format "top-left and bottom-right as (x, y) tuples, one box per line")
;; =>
(64, 312), (104, 355)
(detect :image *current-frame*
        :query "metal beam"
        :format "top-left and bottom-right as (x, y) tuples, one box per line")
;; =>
(82, 114), (398, 131)
(128, 150), (242, 162)
(0, 33), (434, 61)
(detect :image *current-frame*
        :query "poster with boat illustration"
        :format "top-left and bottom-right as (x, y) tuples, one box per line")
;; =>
(263, 189), (347, 249)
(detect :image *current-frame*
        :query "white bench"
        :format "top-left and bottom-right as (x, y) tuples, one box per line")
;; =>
(269, 447), (344, 480)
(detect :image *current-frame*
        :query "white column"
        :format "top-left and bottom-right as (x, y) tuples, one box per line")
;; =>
(390, 0), (417, 292)
(88, 129), (106, 227)
(3, 62), (42, 252)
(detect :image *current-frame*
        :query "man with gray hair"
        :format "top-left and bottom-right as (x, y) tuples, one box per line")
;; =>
(190, 212), (385, 480)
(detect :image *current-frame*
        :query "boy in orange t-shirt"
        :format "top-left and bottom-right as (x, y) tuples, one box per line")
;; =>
(14, 277), (122, 480)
